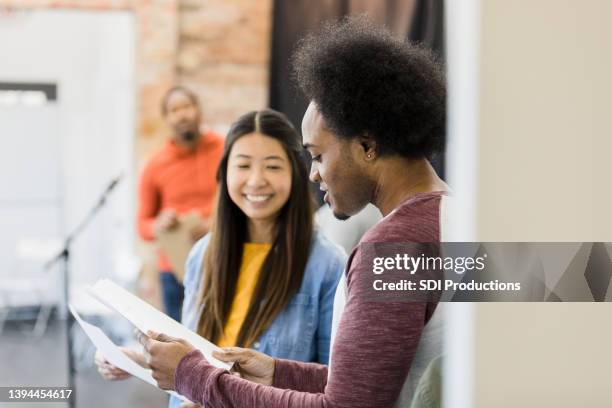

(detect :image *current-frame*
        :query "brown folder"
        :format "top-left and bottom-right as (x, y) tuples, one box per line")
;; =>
(157, 212), (201, 283)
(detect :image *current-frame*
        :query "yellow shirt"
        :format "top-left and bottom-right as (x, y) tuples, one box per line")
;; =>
(217, 243), (272, 347)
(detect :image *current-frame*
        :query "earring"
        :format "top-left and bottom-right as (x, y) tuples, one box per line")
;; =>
(367, 154), (372, 159)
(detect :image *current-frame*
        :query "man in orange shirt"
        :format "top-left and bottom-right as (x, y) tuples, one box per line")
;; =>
(137, 86), (224, 321)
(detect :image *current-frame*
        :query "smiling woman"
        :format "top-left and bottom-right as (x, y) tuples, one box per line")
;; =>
(94, 109), (346, 408)
(198, 110), (331, 349)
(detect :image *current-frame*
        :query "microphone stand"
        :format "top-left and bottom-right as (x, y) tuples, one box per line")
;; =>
(44, 173), (123, 408)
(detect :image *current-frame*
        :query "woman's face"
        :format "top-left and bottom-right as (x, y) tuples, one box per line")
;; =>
(227, 133), (293, 224)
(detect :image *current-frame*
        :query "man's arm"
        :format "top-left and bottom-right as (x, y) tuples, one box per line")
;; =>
(137, 163), (160, 241)
(174, 248), (430, 408)
(272, 359), (328, 393)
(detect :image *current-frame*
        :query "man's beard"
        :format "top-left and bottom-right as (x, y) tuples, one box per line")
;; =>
(330, 202), (352, 220)
(332, 211), (351, 221)
(180, 130), (197, 142)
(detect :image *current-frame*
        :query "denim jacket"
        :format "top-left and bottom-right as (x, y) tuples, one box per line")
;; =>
(169, 230), (345, 408)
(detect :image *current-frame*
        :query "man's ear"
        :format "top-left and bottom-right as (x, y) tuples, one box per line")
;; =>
(358, 135), (377, 161)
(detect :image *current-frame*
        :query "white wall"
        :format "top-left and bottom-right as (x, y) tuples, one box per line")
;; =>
(443, 0), (480, 406)
(0, 10), (136, 307)
(445, 1), (612, 406)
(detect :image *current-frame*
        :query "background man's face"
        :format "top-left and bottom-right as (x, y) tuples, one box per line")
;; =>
(164, 90), (201, 142)
(301, 103), (373, 220)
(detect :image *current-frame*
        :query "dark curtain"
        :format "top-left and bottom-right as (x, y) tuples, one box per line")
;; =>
(268, 0), (446, 204)
(407, 0), (445, 177)
(268, 0), (348, 133)
(408, 0), (444, 59)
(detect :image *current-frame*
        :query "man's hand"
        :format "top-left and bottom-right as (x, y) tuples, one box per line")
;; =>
(154, 209), (179, 235)
(213, 347), (275, 386)
(137, 330), (196, 390)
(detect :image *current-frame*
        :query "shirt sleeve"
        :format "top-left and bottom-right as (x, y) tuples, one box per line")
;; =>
(174, 245), (432, 408)
(137, 162), (160, 241)
(181, 236), (209, 325)
(272, 358), (328, 392)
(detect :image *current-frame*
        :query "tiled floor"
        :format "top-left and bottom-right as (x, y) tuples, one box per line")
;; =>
(0, 319), (168, 408)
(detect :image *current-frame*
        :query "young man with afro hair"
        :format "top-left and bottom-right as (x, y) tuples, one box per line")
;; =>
(141, 16), (450, 408)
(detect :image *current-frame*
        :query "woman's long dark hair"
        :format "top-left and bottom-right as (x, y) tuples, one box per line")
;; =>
(197, 109), (314, 347)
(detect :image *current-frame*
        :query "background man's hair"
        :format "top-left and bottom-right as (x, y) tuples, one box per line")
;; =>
(160, 85), (200, 116)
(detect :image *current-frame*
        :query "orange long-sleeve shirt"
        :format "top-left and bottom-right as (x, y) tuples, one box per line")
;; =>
(137, 131), (224, 271)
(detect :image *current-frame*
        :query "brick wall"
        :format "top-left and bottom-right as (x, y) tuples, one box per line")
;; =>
(178, 0), (272, 129)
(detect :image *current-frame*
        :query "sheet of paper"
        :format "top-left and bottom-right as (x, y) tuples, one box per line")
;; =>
(157, 212), (202, 282)
(69, 304), (184, 399)
(86, 279), (232, 370)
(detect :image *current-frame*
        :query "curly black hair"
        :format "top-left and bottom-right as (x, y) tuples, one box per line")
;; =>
(292, 16), (445, 158)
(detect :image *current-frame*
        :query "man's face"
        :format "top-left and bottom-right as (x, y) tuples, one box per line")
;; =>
(301, 102), (373, 220)
(164, 90), (201, 142)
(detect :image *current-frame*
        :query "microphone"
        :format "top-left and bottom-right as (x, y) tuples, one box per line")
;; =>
(106, 172), (124, 193)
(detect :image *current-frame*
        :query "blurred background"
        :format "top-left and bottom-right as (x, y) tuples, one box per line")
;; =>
(0, 0), (611, 407)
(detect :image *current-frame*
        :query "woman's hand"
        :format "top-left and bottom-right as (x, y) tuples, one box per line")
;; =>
(122, 347), (150, 368)
(94, 347), (144, 381)
(213, 347), (275, 386)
